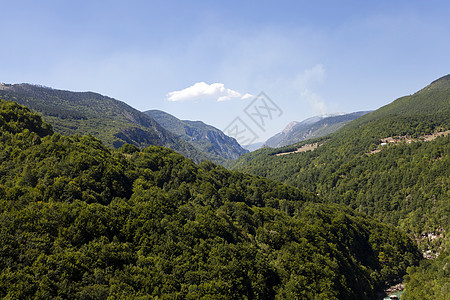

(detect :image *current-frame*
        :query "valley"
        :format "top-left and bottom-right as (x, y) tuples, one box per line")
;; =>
(0, 74), (449, 299)
(0, 98), (422, 299)
(2, 2), (449, 299)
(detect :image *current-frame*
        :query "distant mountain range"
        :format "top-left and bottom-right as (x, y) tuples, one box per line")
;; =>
(0, 84), (246, 163)
(264, 111), (371, 148)
(144, 110), (248, 160)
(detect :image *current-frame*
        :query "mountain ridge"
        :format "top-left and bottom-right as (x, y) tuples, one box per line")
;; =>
(0, 83), (212, 162)
(264, 111), (371, 148)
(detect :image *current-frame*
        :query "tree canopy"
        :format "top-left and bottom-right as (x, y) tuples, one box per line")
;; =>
(0, 98), (422, 299)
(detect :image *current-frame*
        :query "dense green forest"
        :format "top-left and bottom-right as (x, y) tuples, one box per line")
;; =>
(0, 98), (422, 299)
(231, 75), (450, 299)
(403, 244), (449, 300)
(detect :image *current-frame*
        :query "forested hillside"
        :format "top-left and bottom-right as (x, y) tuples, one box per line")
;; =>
(231, 75), (450, 299)
(0, 83), (211, 163)
(0, 98), (421, 299)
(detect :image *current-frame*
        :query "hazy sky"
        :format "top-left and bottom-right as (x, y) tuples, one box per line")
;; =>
(1, 0), (450, 142)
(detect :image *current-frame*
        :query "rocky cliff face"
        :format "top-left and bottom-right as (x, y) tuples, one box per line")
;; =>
(177, 122), (247, 159)
(145, 110), (248, 160)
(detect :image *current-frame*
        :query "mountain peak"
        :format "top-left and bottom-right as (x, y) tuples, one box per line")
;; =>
(282, 121), (299, 133)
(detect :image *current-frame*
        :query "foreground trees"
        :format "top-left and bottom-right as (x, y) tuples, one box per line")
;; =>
(0, 99), (421, 299)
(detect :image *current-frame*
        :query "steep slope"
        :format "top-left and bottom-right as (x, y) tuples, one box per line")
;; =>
(264, 111), (371, 148)
(0, 99), (421, 299)
(0, 83), (209, 162)
(145, 109), (248, 160)
(230, 75), (450, 299)
(231, 75), (450, 229)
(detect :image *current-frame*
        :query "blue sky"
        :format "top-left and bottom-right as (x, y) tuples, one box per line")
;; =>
(1, 0), (450, 143)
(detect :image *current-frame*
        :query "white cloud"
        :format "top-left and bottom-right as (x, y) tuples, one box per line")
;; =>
(241, 93), (253, 99)
(166, 82), (253, 102)
(217, 95), (231, 102)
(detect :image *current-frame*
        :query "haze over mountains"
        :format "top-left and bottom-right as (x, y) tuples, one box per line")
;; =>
(0, 83), (378, 159)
